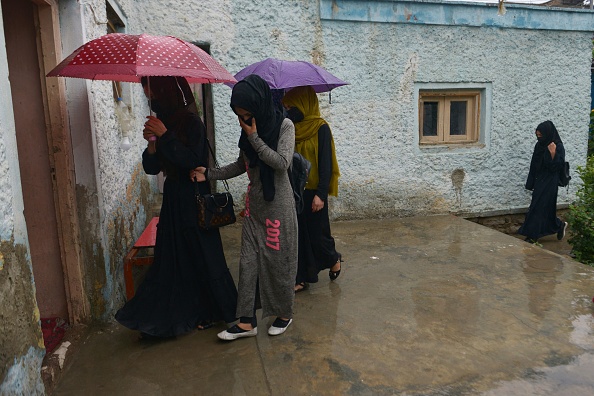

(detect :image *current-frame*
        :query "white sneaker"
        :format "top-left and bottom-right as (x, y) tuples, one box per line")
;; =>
(268, 318), (293, 336)
(217, 325), (257, 341)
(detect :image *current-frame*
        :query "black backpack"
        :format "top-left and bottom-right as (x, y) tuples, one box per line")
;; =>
(558, 161), (571, 187)
(288, 152), (311, 214)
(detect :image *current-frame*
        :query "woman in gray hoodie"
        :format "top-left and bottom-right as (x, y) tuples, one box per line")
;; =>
(192, 75), (297, 340)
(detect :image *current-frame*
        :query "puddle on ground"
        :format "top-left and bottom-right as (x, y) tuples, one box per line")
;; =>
(483, 353), (594, 396)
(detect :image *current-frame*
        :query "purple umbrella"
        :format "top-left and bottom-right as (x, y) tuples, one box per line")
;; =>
(230, 58), (349, 93)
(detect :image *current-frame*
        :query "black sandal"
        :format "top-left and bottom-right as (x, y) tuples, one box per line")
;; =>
(294, 282), (309, 293)
(196, 320), (214, 330)
(329, 254), (343, 281)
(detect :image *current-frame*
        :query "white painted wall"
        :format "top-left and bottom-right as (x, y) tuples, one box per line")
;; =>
(0, 10), (28, 245)
(0, 34), (18, 242)
(321, 23), (591, 218)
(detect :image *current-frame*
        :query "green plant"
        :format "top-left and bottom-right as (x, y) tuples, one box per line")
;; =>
(590, 38), (593, 156)
(567, 154), (594, 266)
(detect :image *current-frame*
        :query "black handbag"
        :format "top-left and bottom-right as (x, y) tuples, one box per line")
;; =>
(195, 139), (236, 230)
(288, 152), (311, 214)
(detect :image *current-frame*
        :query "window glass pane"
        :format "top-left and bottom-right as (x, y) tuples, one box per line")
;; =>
(450, 101), (467, 135)
(422, 102), (438, 136)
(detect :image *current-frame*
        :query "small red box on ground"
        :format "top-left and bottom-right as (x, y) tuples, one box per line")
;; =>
(123, 217), (159, 300)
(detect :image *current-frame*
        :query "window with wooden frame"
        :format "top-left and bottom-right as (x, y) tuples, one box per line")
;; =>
(419, 90), (480, 145)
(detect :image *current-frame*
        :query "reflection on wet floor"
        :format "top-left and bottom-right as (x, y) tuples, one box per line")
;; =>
(412, 277), (480, 336)
(523, 254), (563, 319)
(52, 215), (594, 395)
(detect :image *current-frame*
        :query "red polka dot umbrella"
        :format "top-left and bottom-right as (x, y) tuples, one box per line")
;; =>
(47, 33), (236, 84)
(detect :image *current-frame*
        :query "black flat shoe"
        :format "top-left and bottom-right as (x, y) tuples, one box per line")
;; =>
(329, 254), (343, 281)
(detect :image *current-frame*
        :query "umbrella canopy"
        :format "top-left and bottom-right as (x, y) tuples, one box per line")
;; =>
(47, 33), (236, 84)
(231, 58), (348, 93)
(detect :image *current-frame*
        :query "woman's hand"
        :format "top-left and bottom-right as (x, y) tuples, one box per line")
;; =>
(190, 167), (206, 182)
(142, 128), (156, 142)
(548, 142), (556, 159)
(143, 128), (157, 154)
(312, 195), (325, 212)
(239, 116), (257, 136)
(144, 116), (167, 138)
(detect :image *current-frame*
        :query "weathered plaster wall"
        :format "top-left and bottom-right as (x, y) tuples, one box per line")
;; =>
(92, 0), (159, 317)
(60, 0), (159, 318)
(0, 242), (45, 395)
(0, 8), (44, 393)
(0, 122), (13, 242)
(128, 0), (592, 221)
(83, 71), (156, 318)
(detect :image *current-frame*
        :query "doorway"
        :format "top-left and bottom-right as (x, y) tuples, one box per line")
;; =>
(2, 0), (67, 321)
(1, 0), (87, 342)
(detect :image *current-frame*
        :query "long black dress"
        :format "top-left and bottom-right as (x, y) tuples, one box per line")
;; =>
(518, 122), (566, 241)
(296, 124), (341, 284)
(115, 111), (237, 338)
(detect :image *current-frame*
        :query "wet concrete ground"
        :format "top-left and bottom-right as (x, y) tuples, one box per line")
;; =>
(52, 215), (594, 395)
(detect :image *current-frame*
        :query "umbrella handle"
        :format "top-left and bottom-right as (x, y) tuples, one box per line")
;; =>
(147, 77), (157, 142)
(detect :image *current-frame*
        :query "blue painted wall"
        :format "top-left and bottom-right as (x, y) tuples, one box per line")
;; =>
(320, 0), (594, 31)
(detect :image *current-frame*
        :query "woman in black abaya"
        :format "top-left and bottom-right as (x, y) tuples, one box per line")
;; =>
(281, 86), (342, 292)
(115, 76), (237, 339)
(518, 120), (568, 243)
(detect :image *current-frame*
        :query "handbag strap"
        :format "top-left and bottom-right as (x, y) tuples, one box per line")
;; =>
(205, 138), (230, 192)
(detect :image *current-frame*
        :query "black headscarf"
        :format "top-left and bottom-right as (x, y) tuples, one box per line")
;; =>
(530, 120), (563, 173)
(140, 76), (197, 131)
(231, 74), (284, 201)
(536, 120), (562, 147)
(140, 76), (203, 178)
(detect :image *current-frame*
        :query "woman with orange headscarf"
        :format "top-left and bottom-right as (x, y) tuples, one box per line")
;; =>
(282, 86), (342, 292)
